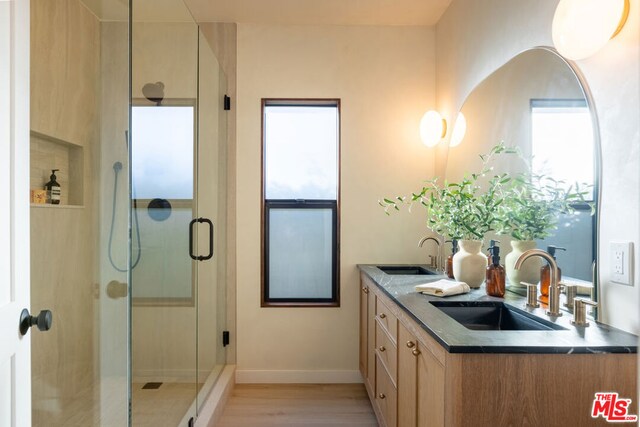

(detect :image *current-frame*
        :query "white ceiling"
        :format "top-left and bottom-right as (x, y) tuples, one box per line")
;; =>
(183, 0), (453, 26)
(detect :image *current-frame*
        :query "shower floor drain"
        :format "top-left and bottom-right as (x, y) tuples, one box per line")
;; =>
(142, 382), (163, 390)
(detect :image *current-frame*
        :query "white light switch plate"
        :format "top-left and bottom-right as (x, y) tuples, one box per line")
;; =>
(610, 242), (633, 286)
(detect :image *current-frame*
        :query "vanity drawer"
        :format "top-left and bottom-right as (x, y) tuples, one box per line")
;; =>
(375, 297), (398, 343)
(375, 355), (397, 427)
(376, 320), (397, 385)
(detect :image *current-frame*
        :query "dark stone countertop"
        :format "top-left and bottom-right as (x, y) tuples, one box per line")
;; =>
(358, 264), (638, 354)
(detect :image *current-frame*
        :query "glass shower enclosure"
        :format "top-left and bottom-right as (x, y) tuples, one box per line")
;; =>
(130, 0), (229, 424)
(29, 0), (228, 425)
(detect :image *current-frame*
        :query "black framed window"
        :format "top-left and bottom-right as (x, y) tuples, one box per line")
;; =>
(261, 99), (340, 306)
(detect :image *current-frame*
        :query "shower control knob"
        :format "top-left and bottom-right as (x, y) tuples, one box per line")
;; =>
(19, 309), (53, 336)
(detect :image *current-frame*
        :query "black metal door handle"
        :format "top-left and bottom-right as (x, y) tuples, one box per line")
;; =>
(189, 218), (198, 260)
(189, 218), (214, 261)
(199, 218), (214, 261)
(20, 309), (52, 336)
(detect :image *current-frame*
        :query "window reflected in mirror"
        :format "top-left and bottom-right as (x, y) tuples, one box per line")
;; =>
(531, 99), (594, 201)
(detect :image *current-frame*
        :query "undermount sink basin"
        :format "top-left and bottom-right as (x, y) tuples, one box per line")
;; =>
(377, 265), (437, 276)
(430, 301), (567, 331)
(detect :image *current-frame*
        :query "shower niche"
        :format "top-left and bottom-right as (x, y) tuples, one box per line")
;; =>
(29, 130), (85, 207)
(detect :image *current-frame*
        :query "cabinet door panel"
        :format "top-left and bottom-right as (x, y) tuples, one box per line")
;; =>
(398, 323), (417, 427)
(417, 343), (445, 427)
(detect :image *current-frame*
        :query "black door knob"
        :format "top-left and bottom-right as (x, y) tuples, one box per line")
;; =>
(19, 308), (53, 336)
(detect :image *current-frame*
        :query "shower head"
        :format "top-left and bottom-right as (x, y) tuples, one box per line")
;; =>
(113, 161), (123, 172)
(142, 81), (165, 106)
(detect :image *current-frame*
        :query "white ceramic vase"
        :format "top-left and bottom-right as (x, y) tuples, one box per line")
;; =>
(505, 240), (542, 288)
(452, 240), (487, 289)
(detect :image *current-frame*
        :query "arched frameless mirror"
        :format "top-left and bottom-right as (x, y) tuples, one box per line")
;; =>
(444, 47), (601, 315)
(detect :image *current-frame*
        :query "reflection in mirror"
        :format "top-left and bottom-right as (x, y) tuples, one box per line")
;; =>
(444, 48), (599, 307)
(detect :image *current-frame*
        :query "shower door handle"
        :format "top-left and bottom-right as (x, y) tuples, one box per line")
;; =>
(200, 218), (214, 261)
(188, 217), (214, 261)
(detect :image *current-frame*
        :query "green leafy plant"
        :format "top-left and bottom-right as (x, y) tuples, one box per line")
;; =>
(499, 173), (593, 241)
(380, 142), (593, 242)
(380, 143), (517, 241)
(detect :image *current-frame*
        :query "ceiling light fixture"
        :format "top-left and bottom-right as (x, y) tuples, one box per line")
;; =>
(552, 0), (630, 60)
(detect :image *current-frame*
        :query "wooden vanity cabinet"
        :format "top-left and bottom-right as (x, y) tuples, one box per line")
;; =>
(359, 272), (638, 427)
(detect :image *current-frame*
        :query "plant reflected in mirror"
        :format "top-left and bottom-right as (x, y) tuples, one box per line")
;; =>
(380, 142), (593, 244)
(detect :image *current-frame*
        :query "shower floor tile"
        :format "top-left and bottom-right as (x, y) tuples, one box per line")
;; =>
(132, 382), (201, 427)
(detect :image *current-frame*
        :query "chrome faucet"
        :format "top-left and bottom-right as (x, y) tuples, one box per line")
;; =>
(418, 236), (442, 272)
(514, 249), (562, 317)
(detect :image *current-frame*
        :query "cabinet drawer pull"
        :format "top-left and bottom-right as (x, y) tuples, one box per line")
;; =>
(378, 393), (386, 399)
(379, 346), (386, 352)
(412, 349), (421, 357)
(363, 287), (369, 294)
(406, 341), (415, 348)
(379, 313), (386, 319)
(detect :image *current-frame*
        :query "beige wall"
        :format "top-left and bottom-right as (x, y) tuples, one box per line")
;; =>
(236, 24), (437, 381)
(435, 0), (640, 333)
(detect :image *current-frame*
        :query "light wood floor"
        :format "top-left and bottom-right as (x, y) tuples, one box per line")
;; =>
(217, 384), (378, 427)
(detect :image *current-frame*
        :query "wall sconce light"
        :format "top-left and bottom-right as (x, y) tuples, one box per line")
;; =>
(419, 110), (447, 147)
(552, 0), (630, 60)
(449, 112), (466, 147)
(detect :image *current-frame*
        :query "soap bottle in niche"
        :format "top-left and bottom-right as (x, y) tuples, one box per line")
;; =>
(44, 169), (61, 205)
(540, 245), (566, 303)
(445, 239), (458, 279)
(486, 243), (505, 297)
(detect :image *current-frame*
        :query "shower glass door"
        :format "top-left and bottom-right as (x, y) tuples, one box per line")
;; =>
(196, 28), (228, 412)
(130, 1), (199, 424)
(131, 1), (228, 425)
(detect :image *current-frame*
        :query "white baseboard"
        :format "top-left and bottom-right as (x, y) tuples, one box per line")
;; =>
(235, 370), (363, 384)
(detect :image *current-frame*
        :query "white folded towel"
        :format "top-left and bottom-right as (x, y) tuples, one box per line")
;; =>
(415, 279), (470, 297)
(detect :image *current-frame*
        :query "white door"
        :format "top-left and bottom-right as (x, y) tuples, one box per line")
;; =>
(0, 0), (31, 426)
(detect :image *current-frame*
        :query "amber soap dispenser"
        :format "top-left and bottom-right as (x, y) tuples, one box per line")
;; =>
(540, 245), (566, 302)
(486, 243), (505, 297)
